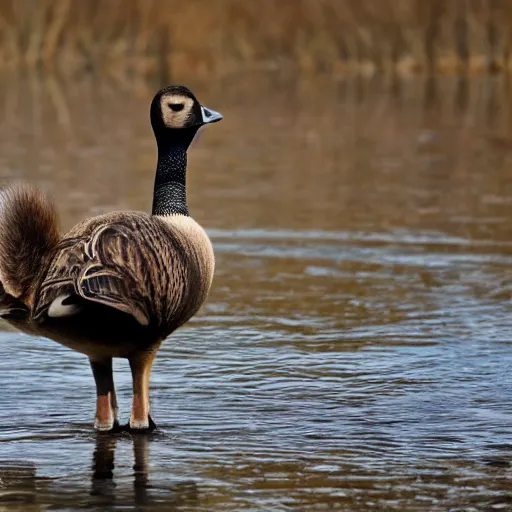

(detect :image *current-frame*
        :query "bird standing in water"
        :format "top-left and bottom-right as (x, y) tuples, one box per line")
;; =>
(0, 85), (222, 431)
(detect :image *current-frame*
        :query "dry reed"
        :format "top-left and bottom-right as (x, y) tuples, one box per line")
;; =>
(0, 0), (510, 77)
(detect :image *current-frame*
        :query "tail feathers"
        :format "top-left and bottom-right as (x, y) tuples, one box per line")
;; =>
(0, 183), (60, 301)
(0, 282), (29, 319)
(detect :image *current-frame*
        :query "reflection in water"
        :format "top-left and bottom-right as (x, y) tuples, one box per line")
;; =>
(132, 435), (149, 498)
(0, 435), (198, 511)
(91, 434), (198, 510)
(0, 72), (511, 511)
(0, 461), (37, 506)
(91, 435), (117, 502)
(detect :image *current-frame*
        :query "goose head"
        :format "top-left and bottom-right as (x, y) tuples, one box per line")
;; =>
(150, 85), (222, 144)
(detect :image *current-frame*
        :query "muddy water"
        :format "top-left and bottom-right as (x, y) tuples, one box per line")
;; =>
(0, 72), (511, 511)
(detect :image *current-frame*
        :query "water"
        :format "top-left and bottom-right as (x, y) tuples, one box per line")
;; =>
(0, 72), (511, 511)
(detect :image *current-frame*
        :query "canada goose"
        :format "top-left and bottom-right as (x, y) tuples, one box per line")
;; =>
(0, 85), (222, 432)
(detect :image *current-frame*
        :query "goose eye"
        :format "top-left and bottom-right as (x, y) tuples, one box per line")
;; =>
(168, 103), (184, 112)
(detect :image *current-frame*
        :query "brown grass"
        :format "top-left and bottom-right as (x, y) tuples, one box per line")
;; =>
(0, 0), (511, 77)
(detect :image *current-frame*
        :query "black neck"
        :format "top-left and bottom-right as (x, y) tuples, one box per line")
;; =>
(151, 128), (198, 216)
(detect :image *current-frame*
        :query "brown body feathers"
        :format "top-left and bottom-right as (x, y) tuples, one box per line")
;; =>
(0, 183), (214, 358)
(0, 184), (60, 302)
(0, 84), (222, 431)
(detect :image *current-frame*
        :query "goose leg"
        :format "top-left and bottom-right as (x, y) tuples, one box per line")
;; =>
(90, 357), (118, 431)
(129, 350), (157, 430)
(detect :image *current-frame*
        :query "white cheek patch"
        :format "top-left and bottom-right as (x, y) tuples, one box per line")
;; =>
(160, 95), (194, 128)
(48, 294), (83, 318)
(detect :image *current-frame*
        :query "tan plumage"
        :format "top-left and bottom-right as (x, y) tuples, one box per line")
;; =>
(0, 85), (222, 431)
(0, 183), (59, 303)
(34, 211), (214, 331)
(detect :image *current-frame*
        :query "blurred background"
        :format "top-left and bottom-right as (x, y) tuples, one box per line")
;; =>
(0, 0), (511, 77)
(0, 1), (512, 512)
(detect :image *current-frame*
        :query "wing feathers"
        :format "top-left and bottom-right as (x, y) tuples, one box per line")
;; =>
(33, 214), (184, 327)
(78, 262), (150, 326)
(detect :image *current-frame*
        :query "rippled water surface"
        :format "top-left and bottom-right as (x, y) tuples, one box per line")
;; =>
(0, 73), (511, 511)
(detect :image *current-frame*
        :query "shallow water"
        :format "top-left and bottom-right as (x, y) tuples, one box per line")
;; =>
(0, 72), (511, 511)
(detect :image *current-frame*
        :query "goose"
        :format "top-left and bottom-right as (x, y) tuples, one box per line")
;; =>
(0, 85), (222, 432)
